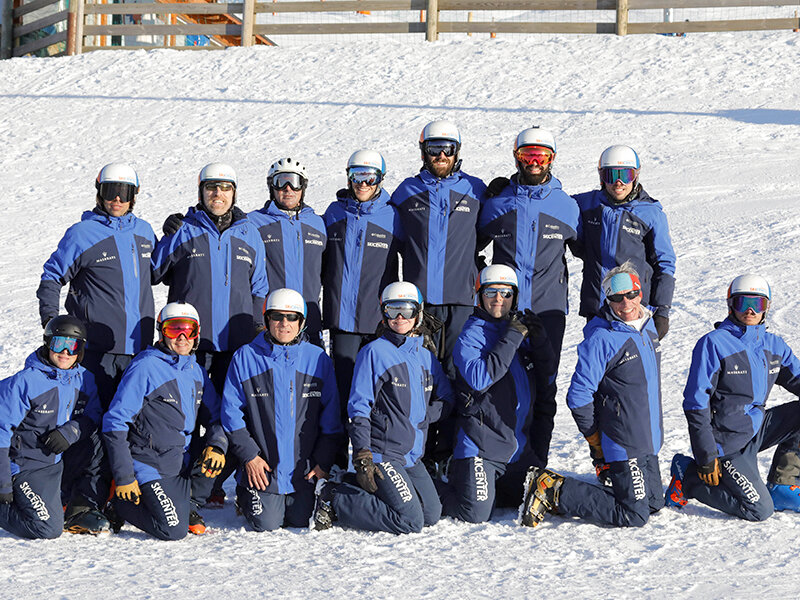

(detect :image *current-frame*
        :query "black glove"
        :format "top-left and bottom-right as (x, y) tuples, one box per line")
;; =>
(162, 213), (185, 236)
(41, 315), (55, 329)
(520, 309), (547, 341)
(0, 491), (12, 504)
(506, 311), (528, 338)
(353, 449), (384, 494)
(41, 428), (71, 454)
(485, 176), (510, 198)
(653, 315), (669, 340)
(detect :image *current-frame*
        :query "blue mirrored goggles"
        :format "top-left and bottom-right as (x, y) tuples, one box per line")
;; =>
(348, 167), (382, 187)
(600, 167), (638, 185)
(729, 295), (769, 313)
(49, 335), (84, 355)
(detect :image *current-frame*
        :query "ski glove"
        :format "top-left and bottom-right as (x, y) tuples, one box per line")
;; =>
(520, 309), (547, 342)
(162, 213), (185, 236)
(697, 458), (721, 486)
(507, 312), (528, 338)
(585, 431), (603, 461)
(40, 428), (71, 455)
(116, 480), (141, 505)
(653, 315), (669, 340)
(0, 491), (12, 504)
(353, 449), (384, 494)
(486, 176), (510, 199)
(200, 446), (226, 478)
(593, 459), (612, 487)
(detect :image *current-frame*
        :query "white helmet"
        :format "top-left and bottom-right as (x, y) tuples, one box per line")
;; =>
(157, 302), (201, 350)
(96, 162), (139, 191)
(419, 120), (461, 147)
(264, 288), (307, 318)
(598, 145), (641, 170)
(727, 274), (771, 301)
(268, 157), (308, 183)
(199, 162), (237, 187)
(380, 282), (424, 329)
(514, 127), (557, 154)
(478, 264), (519, 290)
(347, 150), (386, 176)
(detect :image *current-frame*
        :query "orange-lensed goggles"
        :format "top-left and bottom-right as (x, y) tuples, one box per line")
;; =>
(161, 318), (199, 340)
(514, 145), (555, 167)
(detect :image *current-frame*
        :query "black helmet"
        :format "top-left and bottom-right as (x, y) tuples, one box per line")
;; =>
(44, 315), (87, 342)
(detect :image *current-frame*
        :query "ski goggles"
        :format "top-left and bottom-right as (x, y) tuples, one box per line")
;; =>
(348, 167), (382, 187)
(607, 290), (641, 303)
(729, 295), (769, 313)
(481, 287), (514, 299)
(382, 301), (420, 320)
(600, 167), (638, 185)
(514, 146), (555, 167)
(270, 172), (304, 191)
(48, 336), (84, 355)
(267, 312), (302, 323)
(98, 182), (136, 204)
(203, 181), (234, 192)
(161, 318), (200, 340)
(422, 141), (458, 157)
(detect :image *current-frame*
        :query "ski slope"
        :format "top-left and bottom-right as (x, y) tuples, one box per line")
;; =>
(1, 32), (800, 599)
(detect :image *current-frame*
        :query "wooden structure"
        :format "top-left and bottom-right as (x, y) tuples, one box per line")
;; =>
(2, 0), (800, 58)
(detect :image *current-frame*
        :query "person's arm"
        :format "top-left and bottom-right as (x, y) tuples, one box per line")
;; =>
(565, 333), (610, 438)
(36, 228), (84, 326)
(249, 228), (270, 327)
(220, 356), (260, 466)
(347, 346), (377, 454)
(682, 336), (723, 467)
(427, 354), (454, 424)
(644, 207), (676, 319)
(309, 354), (344, 476)
(0, 377), (31, 495)
(454, 320), (525, 394)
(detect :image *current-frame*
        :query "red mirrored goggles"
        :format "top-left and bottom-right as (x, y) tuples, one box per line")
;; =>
(514, 145), (555, 167)
(161, 318), (200, 340)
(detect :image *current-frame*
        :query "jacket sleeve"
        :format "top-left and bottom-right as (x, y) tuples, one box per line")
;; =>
(0, 376), (31, 494)
(427, 354), (454, 424)
(347, 346), (377, 453)
(37, 227), (86, 324)
(682, 335), (723, 466)
(249, 229), (270, 324)
(58, 372), (102, 446)
(200, 369), (229, 454)
(644, 206), (676, 318)
(311, 354), (344, 472)
(150, 230), (181, 286)
(774, 337), (800, 397)
(454, 322), (525, 394)
(566, 333), (610, 437)
(220, 356), (260, 464)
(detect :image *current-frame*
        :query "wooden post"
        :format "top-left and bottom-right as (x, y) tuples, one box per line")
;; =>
(67, 0), (79, 55)
(425, 0), (437, 42)
(616, 0), (628, 36)
(1, 0), (12, 59)
(467, 11), (472, 37)
(242, 0), (254, 46)
(73, 0), (84, 54)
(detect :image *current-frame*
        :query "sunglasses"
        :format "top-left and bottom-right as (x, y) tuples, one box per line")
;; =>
(267, 312), (302, 323)
(203, 182), (234, 192)
(422, 141), (458, 157)
(271, 172), (304, 191)
(49, 335), (84, 355)
(482, 287), (514, 299)
(161, 318), (200, 340)
(600, 167), (638, 185)
(383, 302), (420, 320)
(730, 295), (769, 313)
(607, 290), (641, 303)
(348, 168), (382, 187)
(514, 146), (555, 167)
(98, 182), (135, 204)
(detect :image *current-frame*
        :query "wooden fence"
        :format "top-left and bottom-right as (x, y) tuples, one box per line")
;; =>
(2, 0), (800, 59)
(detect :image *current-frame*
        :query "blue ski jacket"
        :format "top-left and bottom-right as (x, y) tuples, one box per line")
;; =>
(322, 189), (404, 334)
(348, 330), (454, 468)
(0, 350), (101, 494)
(248, 201), (326, 321)
(452, 308), (538, 464)
(37, 209), (156, 355)
(566, 305), (663, 462)
(221, 333), (343, 495)
(390, 168), (486, 306)
(102, 345), (227, 486)
(478, 175), (580, 314)
(683, 317), (800, 466)
(152, 206), (269, 352)
(573, 187), (676, 319)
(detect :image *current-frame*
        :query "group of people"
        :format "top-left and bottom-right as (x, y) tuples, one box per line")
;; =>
(2, 119), (800, 541)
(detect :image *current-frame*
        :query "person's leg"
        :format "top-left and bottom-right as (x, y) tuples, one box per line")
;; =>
(528, 311), (565, 469)
(494, 459), (530, 509)
(284, 479), (316, 528)
(113, 475), (192, 540)
(440, 457), (501, 523)
(0, 462), (64, 539)
(329, 330), (365, 468)
(405, 461), (442, 527)
(235, 484), (286, 532)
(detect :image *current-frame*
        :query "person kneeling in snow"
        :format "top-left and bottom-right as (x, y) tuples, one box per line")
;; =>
(521, 262), (664, 528)
(103, 303), (227, 540)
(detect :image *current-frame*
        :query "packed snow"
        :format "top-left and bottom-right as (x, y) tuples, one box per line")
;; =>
(2, 31), (800, 599)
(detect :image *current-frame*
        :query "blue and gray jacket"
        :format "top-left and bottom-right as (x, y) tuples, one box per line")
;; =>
(478, 174), (580, 313)
(0, 350), (101, 494)
(322, 189), (404, 334)
(566, 304), (663, 462)
(152, 206), (269, 353)
(683, 317), (800, 466)
(574, 187), (676, 319)
(348, 330), (454, 468)
(37, 209), (156, 355)
(102, 344), (227, 486)
(390, 168), (486, 306)
(221, 333), (343, 495)
(452, 308), (538, 464)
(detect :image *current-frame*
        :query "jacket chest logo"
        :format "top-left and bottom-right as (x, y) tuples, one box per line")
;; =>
(161, 394), (178, 404)
(189, 248), (206, 259)
(264, 234), (281, 244)
(302, 382), (321, 399)
(391, 377), (407, 388)
(251, 386), (269, 398)
(305, 232), (324, 247)
(35, 402), (55, 415)
(409, 202), (426, 213)
(95, 251), (117, 263)
(618, 351), (638, 365)
(726, 364), (748, 376)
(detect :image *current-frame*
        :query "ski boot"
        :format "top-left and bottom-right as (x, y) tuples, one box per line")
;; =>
(768, 482), (800, 512)
(204, 490), (226, 510)
(311, 480), (337, 531)
(64, 506), (112, 536)
(188, 509), (206, 535)
(665, 454), (692, 508)
(520, 467), (564, 528)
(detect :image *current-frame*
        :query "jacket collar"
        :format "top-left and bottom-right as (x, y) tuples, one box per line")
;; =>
(26, 349), (84, 383)
(335, 188), (390, 214)
(83, 208), (135, 230)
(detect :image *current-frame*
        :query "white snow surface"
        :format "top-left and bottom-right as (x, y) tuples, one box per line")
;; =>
(2, 32), (800, 599)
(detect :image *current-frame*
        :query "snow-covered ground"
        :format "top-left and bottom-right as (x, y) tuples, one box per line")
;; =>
(2, 32), (800, 599)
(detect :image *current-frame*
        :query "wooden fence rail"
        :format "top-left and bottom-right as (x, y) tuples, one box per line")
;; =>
(2, 0), (799, 59)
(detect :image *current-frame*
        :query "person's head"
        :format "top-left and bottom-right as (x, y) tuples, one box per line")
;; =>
(95, 163), (139, 217)
(198, 162), (237, 217)
(514, 127), (556, 186)
(419, 120), (461, 179)
(602, 262), (643, 322)
(268, 158), (308, 210)
(380, 282), (424, 336)
(477, 264), (518, 319)
(727, 273), (771, 326)
(157, 302), (200, 356)
(598, 145), (641, 204)
(43, 315), (87, 370)
(346, 150), (386, 202)
(263, 288), (306, 345)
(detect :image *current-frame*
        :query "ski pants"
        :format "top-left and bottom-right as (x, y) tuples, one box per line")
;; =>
(330, 330), (369, 468)
(529, 311), (565, 469)
(235, 479), (316, 531)
(684, 400), (800, 521)
(558, 454), (664, 528)
(0, 462), (64, 540)
(114, 475), (192, 541)
(332, 460), (441, 534)
(440, 457), (511, 523)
